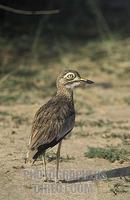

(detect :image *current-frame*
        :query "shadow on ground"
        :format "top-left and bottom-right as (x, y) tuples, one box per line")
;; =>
(62, 166), (130, 183)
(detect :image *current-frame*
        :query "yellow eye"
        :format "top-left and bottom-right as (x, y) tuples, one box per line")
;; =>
(66, 73), (75, 80)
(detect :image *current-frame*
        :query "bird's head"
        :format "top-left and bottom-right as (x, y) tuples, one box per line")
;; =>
(56, 70), (94, 90)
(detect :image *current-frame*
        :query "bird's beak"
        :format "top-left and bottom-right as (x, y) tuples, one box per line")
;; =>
(80, 78), (94, 84)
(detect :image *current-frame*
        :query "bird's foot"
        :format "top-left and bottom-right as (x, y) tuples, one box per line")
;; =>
(43, 176), (48, 182)
(54, 177), (61, 183)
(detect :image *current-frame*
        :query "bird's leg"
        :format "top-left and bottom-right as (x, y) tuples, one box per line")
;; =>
(42, 152), (48, 182)
(55, 141), (62, 183)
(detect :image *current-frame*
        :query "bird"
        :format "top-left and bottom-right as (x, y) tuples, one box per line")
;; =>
(26, 69), (94, 182)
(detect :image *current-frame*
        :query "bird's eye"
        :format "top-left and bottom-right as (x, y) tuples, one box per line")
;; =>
(66, 73), (75, 80)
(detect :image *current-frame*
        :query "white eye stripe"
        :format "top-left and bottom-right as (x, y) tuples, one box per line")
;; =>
(64, 72), (76, 79)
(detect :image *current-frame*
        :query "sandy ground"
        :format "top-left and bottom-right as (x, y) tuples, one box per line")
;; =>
(0, 79), (130, 200)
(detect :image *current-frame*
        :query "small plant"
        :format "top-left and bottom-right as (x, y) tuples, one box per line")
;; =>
(45, 151), (75, 163)
(0, 111), (10, 116)
(85, 104), (94, 115)
(84, 147), (130, 163)
(12, 115), (29, 125)
(124, 97), (130, 105)
(89, 119), (112, 127)
(110, 183), (128, 195)
(0, 94), (19, 104)
(77, 101), (94, 115)
(61, 154), (75, 162)
(75, 121), (85, 127)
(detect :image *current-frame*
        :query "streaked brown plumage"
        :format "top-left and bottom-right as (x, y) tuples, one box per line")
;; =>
(27, 70), (94, 182)
(29, 95), (75, 161)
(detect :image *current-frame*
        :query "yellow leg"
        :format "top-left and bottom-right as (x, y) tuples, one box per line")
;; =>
(42, 152), (47, 181)
(55, 141), (62, 183)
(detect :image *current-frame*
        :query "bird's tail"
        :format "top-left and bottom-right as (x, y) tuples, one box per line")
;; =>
(25, 148), (38, 164)
(25, 146), (46, 164)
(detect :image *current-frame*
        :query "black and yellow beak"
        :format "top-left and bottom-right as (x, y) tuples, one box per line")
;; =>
(65, 77), (94, 89)
(80, 78), (94, 84)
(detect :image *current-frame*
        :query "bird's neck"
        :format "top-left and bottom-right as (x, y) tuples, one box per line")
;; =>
(56, 86), (73, 101)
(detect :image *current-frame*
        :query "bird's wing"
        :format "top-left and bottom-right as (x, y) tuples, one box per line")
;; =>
(29, 98), (75, 150)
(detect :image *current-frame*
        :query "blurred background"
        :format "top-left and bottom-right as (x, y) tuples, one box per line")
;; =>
(0, 0), (130, 103)
(0, 2), (130, 198)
